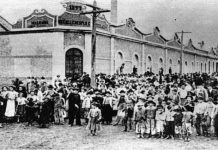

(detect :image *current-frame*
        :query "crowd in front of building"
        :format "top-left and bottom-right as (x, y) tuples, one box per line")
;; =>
(0, 70), (218, 142)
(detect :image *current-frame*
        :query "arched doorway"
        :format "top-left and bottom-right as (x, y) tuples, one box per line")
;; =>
(146, 56), (152, 72)
(65, 48), (83, 80)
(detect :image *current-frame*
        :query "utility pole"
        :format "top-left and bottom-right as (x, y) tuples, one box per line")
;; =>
(80, 1), (110, 87)
(176, 30), (191, 74)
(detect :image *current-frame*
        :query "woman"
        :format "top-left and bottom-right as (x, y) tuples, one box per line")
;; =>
(102, 91), (113, 125)
(5, 86), (18, 121)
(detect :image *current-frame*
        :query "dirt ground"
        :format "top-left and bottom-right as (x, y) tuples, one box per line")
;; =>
(0, 123), (218, 150)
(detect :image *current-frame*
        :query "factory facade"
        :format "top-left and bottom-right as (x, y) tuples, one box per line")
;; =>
(0, 0), (217, 84)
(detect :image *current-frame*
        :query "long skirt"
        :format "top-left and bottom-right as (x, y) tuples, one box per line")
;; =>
(5, 99), (16, 117)
(16, 105), (26, 117)
(39, 102), (50, 125)
(86, 117), (102, 132)
(102, 104), (113, 123)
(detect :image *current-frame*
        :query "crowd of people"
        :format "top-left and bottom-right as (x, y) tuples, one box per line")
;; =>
(0, 71), (218, 142)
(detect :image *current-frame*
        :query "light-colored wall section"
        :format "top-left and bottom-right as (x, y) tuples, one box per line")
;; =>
(184, 53), (195, 73)
(114, 38), (142, 74)
(167, 49), (181, 73)
(9, 33), (56, 56)
(144, 45), (165, 74)
(52, 32), (64, 81)
(96, 35), (111, 58)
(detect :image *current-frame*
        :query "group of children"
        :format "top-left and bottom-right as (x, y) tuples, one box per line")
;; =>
(0, 72), (218, 142)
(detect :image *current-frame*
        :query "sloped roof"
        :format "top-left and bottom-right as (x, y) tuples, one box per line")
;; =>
(0, 16), (12, 31)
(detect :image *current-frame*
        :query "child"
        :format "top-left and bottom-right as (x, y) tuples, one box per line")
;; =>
(25, 98), (36, 126)
(86, 102), (102, 136)
(182, 105), (194, 142)
(16, 93), (27, 123)
(145, 100), (156, 138)
(123, 102), (134, 132)
(173, 106), (183, 139)
(54, 92), (66, 125)
(165, 105), (175, 139)
(133, 101), (146, 138)
(82, 91), (92, 124)
(155, 105), (165, 138)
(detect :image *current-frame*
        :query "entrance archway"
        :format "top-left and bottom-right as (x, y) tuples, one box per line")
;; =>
(65, 48), (83, 80)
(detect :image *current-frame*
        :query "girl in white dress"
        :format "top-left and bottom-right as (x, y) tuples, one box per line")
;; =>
(5, 86), (18, 119)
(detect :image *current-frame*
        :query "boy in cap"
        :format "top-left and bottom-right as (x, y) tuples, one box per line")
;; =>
(133, 101), (146, 138)
(193, 96), (208, 136)
(182, 105), (194, 142)
(173, 106), (183, 139)
(165, 105), (176, 139)
(155, 105), (165, 138)
(123, 102), (134, 132)
(145, 99), (156, 138)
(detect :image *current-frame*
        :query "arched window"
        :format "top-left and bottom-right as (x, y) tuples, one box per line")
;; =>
(205, 63), (207, 72)
(185, 61), (188, 66)
(133, 54), (139, 67)
(201, 63), (203, 73)
(147, 56), (152, 72)
(169, 59), (172, 65)
(208, 61), (211, 73)
(213, 62), (215, 72)
(159, 58), (163, 69)
(192, 62), (194, 73)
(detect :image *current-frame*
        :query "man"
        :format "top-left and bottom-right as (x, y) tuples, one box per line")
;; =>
(67, 87), (81, 126)
(207, 85), (217, 100)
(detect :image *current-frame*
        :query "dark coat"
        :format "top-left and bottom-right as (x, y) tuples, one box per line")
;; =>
(68, 93), (81, 111)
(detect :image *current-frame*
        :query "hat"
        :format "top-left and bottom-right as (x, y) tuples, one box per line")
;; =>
(91, 102), (98, 107)
(105, 91), (112, 95)
(137, 101), (144, 106)
(157, 105), (164, 110)
(147, 100), (156, 106)
(120, 90), (126, 94)
(184, 105), (193, 112)
(48, 85), (54, 89)
(128, 89), (134, 93)
(73, 87), (79, 91)
(87, 91), (94, 95)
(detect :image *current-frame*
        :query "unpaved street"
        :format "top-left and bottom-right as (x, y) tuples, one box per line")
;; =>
(0, 123), (218, 150)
